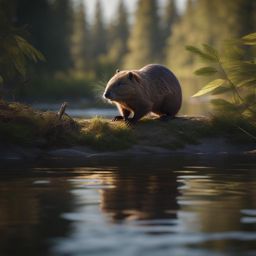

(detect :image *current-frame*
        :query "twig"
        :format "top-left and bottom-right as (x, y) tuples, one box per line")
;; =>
(58, 102), (68, 120)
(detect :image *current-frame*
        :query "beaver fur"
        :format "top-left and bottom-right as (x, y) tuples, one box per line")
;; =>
(103, 64), (182, 124)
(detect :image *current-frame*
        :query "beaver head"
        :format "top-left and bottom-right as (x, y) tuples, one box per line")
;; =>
(103, 71), (141, 103)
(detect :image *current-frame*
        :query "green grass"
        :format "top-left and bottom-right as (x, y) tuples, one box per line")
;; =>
(77, 117), (135, 150)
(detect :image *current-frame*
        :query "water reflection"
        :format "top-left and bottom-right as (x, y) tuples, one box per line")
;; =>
(100, 169), (178, 222)
(0, 156), (256, 256)
(0, 173), (74, 256)
(177, 169), (256, 231)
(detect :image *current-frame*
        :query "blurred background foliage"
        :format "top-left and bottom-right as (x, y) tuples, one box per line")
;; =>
(0, 0), (256, 114)
(187, 32), (256, 138)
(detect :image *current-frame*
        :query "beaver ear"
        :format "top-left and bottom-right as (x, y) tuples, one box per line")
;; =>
(128, 72), (140, 83)
(116, 69), (120, 74)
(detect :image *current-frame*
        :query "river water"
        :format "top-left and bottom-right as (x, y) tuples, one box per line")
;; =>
(0, 155), (256, 256)
(31, 97), (209, 118)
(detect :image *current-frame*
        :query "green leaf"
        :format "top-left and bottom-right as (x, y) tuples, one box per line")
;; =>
(186, 45), (218, 62)
(223, 41), (244, 60)
(237, 78), (256, 88)
(242, 32), (256, 45)
(245, 93), (256, 105)
(15, 35), (45, 62)
(194, 66), (218, 76)
(223, 60), (256, 88)
(192, 79), (227, 97)
(202, 44), (219, 60)
(13, 58), (26, 77)
(211, 85), (232, 95)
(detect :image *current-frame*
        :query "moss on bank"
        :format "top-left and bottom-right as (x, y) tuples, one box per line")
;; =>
(0, 100), (254, 151)
(0, 100), (78, 146)
(78, 117), (135, 150)
(0, 101), (134, 150)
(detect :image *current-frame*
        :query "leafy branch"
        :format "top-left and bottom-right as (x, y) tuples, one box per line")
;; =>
(186, 32), (256, 118)
(0, 9), (45, 97)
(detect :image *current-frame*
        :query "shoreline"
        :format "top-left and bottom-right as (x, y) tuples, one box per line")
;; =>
(1, 138), (255, 161)
(1, 101), (255, 160)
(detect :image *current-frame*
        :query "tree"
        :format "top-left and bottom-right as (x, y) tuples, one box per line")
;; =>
(124, 0), (161, 69)
(225, 0), (256, 36)
(92, 0), (107, 58)
(0, 0), (44, 97)
(50, 0), (73, 72)
(193, 0), (246, 46)
(166, 0), (256, 77)
(162, 0), (178, 45)
(106, 0), (129, 67)
(16, 0), (73, 73)
(165, 0), (196, 75)
(71, 0), (91, 74)
(16, 0), (52, 73)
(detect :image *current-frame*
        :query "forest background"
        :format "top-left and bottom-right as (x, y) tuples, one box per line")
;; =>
(1, 0), (256, 115)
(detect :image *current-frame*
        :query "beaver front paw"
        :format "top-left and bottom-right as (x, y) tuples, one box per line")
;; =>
(112, 115), (124, 121)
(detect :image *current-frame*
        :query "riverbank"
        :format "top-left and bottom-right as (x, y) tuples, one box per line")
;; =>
(0, 101), (255, 159)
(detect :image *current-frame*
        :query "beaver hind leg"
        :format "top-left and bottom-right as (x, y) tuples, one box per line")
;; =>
(157, 93), (180, 120)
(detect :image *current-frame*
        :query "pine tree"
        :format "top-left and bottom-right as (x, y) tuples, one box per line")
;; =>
(165, 0), (196, 74)
(166, 0), (256, 76)
(50, 0), (73, 72)
(16, 0), (73, 73)
(107, 0), (129, 67)
(162, 0), (178, 44)
(227, 0), (256, 36)
(124, 0), (161, 69)
(16, 0), (52, 72)
(71, 0), (90, 73)
(0, 0), (44, 97)
(190, 0), (255, 47)
(193, 0), (242, 46)
(92, 0), (107, 58)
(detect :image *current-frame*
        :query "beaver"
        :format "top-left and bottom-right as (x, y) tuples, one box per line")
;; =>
(103, 64), (182, 125)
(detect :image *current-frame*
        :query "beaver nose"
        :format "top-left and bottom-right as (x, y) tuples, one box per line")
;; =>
(104, 91), (111, 99)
